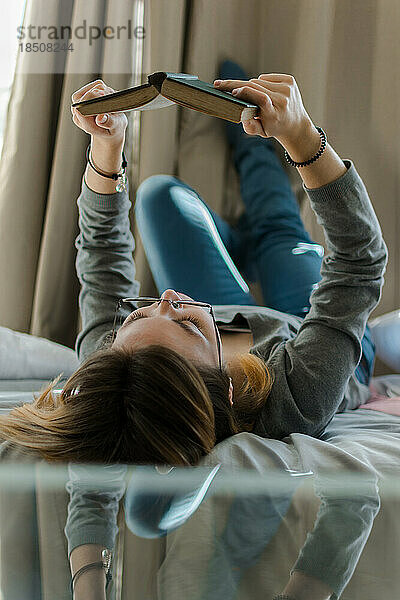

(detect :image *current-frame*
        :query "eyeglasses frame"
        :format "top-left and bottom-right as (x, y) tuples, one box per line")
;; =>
(111, 297), (223, 371)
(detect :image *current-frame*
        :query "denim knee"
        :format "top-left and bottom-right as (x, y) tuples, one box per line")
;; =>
(135, 175), (182, 219)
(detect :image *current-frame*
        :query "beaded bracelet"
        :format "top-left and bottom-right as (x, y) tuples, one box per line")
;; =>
(272, 595), (296, 600)
(284, 126), (327, 168)
(86, 144), (127, 192)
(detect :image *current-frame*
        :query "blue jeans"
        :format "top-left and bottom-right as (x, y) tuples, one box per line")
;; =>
(135, 136), (375, 385)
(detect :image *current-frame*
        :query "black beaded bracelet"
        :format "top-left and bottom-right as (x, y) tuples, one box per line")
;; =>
(284, 126), (327, 168)
(272, 595), (297, 600)
(86, 144), (127, 192)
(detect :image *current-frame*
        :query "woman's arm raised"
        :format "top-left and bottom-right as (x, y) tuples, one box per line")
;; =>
(215, 74), (388, 439)
(70, 80), (140, 363)
(66, 81), (134, 599)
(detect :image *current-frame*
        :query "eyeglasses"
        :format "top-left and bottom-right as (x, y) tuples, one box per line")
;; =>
(111, 297), (222, 371)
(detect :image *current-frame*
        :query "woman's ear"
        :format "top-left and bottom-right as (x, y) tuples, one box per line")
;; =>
(228, 377), (234, 406)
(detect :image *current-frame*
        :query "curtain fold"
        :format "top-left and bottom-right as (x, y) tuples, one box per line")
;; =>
(29, 1), (137, 346)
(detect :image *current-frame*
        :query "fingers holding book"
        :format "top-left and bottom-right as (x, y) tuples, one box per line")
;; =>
(214, 73), (314, 149)
(71, 79), (108, 104)
(71, 79), (128, 143)
(70, 73), (314, 154)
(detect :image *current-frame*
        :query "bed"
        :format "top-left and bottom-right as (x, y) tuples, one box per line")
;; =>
(0, 316), (399, 600)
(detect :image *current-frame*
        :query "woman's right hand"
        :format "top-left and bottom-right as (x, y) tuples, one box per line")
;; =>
(71, 79), (128, 146)
(214, 73), (347, 189)
(71, 80), (128, 192)
(214, 73), (317, 155)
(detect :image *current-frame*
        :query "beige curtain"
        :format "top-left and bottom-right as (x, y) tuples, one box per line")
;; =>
(0, 0), (142, 347)
(0, 0), (398, 350)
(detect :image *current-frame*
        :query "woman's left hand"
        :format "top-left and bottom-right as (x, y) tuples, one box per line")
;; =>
(214, 74), (315, 152)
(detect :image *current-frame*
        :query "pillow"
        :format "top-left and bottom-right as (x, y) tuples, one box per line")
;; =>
(0, 326), (79, 380)
(369, 310), (400, 373)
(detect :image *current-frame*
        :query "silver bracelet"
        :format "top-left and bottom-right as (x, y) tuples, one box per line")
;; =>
(70, 549), (112, 596)
(86, 144), (127, 192)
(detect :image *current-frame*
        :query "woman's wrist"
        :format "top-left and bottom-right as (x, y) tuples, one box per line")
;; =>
(91, 136), (125, 174)
(277, 118), (321, 164)
(276, 119), (347, 189)
(86, 136), (126, 194)
(282, 570), (332, 600)
(70, 544), (107, 600)
(72, 567), (106, 600)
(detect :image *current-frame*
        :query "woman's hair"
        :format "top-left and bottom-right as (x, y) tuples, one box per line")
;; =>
(0, 345), (274, 466)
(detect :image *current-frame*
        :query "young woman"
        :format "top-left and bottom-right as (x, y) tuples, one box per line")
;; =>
(0, 61), (387, 599)
(0, 65), (386, 465)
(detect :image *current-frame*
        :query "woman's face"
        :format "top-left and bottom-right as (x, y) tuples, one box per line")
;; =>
(112, 289), (222, 368)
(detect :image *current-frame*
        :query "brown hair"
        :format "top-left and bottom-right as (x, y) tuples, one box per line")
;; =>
(0, 345), (274, 466)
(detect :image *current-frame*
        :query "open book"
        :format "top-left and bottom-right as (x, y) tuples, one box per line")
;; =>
(72, 71), (259, 123)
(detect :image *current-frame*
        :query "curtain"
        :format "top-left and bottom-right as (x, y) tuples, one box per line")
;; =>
(0, 0), (142, 347)
(0, 0), (398, 350)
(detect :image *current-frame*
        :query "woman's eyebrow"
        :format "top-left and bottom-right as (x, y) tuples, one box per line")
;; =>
(118, 312), (149, 332)
(172, 319), (202, 338)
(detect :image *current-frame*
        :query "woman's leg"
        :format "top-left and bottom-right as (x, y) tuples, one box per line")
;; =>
(134, 175), (256, 306)
(232, 134), (325, 316)
(219, 58), (325, 316)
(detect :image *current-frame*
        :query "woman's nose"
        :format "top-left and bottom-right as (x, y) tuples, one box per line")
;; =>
(161, 289), (182, 302)
(158, 289), (182, 314)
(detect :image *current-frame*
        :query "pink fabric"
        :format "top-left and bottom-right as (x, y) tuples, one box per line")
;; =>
(358, 384), (400, 416)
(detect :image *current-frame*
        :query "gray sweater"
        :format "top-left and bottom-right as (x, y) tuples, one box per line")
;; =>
(65, 160), (388, 596)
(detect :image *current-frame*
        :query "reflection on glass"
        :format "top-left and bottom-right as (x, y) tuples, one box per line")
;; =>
(0, 453), (399, 600)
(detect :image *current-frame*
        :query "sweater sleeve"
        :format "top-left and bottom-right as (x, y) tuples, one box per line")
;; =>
(74, 176), (140, 363)
(291, 468), (380, 599)
(65, 463), (127, 557)
(252, 160), (388, 440)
